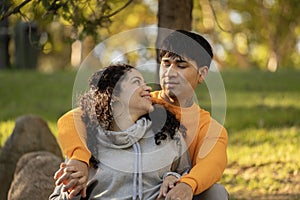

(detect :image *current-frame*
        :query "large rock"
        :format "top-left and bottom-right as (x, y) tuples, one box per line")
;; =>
(8, 151), (63, 200)
(0, 115), (63, 200)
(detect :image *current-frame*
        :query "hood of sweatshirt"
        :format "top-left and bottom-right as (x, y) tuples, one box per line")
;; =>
(96, 117), (152, 149)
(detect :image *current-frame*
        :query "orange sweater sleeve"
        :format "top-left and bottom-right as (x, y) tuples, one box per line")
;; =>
(57, 108), (91, 165)
(179, 117), (228, 194)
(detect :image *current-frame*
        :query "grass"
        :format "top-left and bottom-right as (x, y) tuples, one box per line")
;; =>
(0, 68), (300, 199)
(0, 69), (76, 144)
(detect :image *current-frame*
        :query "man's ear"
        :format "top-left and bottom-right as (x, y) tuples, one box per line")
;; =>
(198, 66), (208, 84)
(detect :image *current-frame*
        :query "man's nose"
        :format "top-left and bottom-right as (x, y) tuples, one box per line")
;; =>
(165, 64), (177, 76)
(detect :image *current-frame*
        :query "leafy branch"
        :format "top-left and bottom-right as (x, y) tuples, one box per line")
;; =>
(0, 0), (32, 20)
(0, 0), (134, 36)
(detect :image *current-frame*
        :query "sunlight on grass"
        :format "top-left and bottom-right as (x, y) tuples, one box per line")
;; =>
(49, 121), (58, 137)
(0, 120), (15, 147)
(222, 127), (300, 198)
(0, 120), (58, 147)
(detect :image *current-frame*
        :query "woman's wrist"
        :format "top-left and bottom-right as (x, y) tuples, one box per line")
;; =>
(162, 172), (181, 180)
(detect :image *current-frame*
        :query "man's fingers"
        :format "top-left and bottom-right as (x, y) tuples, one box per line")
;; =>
(69, 171), (84, 179)
(54, 163), (67, 180)
(54, 164), (78, 182)
(68, 175), (88, 197)
(60, 163), (67, 168)
(57, 159), (89, 198)
(55, 172), (71, 186)
(63, 165), (78, 173)
(53, 168), (64, 180)
(62, 179), (78, 191)
(63, 174), (87, 190)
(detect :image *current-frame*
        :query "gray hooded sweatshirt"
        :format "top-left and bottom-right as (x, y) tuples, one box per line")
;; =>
(49, 118), (191, 200)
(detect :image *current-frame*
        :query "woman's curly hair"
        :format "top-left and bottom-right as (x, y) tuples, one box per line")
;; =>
(80, 64), (134, 131)
(79, 64), (186, 166)
(146, 104), (186, 145)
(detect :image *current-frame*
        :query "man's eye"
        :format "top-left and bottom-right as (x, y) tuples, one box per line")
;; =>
(178, 64), (188, 68)
(163, 63), (170, 67)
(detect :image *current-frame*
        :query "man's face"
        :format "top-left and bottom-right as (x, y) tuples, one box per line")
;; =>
(159, 55), (205, 106)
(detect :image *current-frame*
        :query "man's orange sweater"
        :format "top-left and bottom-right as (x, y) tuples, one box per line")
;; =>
(57, 90), (228, 195)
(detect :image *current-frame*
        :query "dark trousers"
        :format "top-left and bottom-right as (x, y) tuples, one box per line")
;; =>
(192, 184), (229, 200)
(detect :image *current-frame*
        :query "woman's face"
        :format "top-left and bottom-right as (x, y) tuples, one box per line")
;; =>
(115, 69), (153, 121)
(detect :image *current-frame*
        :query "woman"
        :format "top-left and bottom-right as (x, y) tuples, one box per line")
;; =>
(50, 64), (190, 200)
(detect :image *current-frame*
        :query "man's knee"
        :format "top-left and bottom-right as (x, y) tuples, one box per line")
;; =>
(192, 184), (229, 200)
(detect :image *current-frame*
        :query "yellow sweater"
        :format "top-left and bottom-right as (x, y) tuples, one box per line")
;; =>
(57, 90), (228, 195)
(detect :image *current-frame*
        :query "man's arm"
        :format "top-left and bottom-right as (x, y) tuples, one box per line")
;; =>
(180, 118), (228, 195)
(57, 108), (91, 165)
(54, 108), (91, 197)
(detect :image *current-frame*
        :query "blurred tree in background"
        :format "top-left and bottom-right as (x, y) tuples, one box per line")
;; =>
(0, 0), (300, 70)
(194, 0), (300, 70)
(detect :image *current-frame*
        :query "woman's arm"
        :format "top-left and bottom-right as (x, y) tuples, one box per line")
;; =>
(158, 131), (192, 199)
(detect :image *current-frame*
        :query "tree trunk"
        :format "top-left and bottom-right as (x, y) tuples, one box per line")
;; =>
(0, 0), (10, 69)
(158, 0), (193, 30)
(155, 0), (193, 88)
(157, 0), (193, 48)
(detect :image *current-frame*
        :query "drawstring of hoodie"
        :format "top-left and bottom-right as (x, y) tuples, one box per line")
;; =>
(132, 142), (143, 200)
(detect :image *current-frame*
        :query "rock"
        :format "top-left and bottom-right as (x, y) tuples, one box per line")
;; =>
(0, 115), (63, 200)
(8, 151), (63, 200)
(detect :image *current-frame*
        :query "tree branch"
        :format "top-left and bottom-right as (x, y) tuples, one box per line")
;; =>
(0, 0), (33, 21)
(102, 0), (134, 18)
(208, 0), (231, 33)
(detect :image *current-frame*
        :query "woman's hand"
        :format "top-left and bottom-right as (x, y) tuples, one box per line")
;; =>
(157, 175), (178, 199)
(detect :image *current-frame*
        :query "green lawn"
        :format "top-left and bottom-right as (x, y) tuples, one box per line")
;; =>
(0, 69), (299, 199)
(0, 70), (76, 141)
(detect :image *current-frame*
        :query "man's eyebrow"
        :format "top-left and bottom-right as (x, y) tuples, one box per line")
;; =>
(162, 57), (187, 63)
(173, 57), (188, 63)
(175, 59), (187, 63)
(162, 58), (170, 61)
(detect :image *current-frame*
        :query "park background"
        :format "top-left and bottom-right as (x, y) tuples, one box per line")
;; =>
(0, 0), (299, 199)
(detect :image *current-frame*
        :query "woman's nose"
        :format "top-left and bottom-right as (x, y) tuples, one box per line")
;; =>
(143, 84), (152, 92)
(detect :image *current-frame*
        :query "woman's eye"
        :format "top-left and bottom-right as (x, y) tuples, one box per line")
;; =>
(133, 80), (141, 85)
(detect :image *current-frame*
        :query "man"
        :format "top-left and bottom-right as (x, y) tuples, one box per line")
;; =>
(55, 30), (229, 200)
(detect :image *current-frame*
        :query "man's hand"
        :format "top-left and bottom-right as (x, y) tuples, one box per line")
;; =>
(54, 159), (89, 199)
(165, 182), (193, 200)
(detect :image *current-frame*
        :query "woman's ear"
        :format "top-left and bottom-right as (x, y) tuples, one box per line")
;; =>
(198, 66), (208, 84)
(111, 95), (125, 117)
(111, 95), (121, 106)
